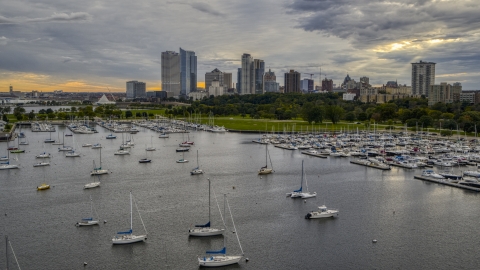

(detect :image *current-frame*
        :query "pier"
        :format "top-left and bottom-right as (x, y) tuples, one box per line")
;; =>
(413, 175), (480, 192)
(301, 151), (328, 158)
(350, 160), (391, 170)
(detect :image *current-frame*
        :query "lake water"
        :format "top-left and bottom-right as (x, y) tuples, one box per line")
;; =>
(1, 127), (479, 269)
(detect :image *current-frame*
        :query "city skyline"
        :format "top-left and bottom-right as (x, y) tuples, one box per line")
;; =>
(1, 0), (480, 92)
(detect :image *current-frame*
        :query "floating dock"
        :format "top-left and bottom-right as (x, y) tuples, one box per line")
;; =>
(350, 160), (391, 170)
(301, 151), (328, 158)
(413, 175), (480, 192)
(274, 144), (297, 150)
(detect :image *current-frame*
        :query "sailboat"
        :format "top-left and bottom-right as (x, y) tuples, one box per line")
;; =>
(76, 196), (100, 225)
(58, 132), (73, 151)
(198, 194), (244, 267)
(0, 149), (19, 170)
(146, 136), (156, 151)
(37, 167), (50, 190)
(190, 150), (204, 175)
(286, 160), (315, 198)
(112, 192), (148, 245)
(258, 144), (273, 175)
(44, 131), (55, 143)
(301, 165), (316, 199)
(176, 150), (188, 163)
(115, 133), (130, 155)
(139, 148), (152, 163)
(85, 162), (101, 189)
(52, 131), (63, 145)
(189, 178), (225, 236)
(9, 136), (25, 154)
(91, 148), (108, 175)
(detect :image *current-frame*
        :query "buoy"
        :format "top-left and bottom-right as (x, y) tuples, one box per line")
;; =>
(233, 186), (235, 189)
(245, 258), (249, 262)
(372, 239), (377, 243)
(104, 220), (107, 223)
(304, 200), (307, 203)
(84, 262), (87, 266)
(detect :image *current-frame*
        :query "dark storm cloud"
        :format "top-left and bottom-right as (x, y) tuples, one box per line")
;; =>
(287, 0), (480, 48)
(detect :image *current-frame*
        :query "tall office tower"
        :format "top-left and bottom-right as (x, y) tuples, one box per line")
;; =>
(205, 68), (224, 90)
(360, 76), (369, 85)
(236, 68), (242, 93)
(223, 73), (232, 89)
(284, 70), (301, 93)
(254, 59), (265, 94)
(180, 48), (197, 96)
(301, 79), (314, 92)
(411, 60), (436, 97)
(161, 51), (181, 97)
(240, 53), (255, 95)
(126, 81), (146, 99)
(264, 69), (279, 92)
(9, 85), (13, 94)
(322, 78), (333, 92)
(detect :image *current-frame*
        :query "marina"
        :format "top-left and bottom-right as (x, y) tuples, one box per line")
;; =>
(2, 123), (480, 269)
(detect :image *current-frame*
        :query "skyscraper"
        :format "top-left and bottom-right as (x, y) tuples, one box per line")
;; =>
(284, 70), (301, 93)
(205, 68), (231, 89)
(180, 48), (197, 96)
(236, 68), (242, 93)
(161, 51), (181, 97)
(264, 69), (279, 92)
(412, 60), (436, 97)
(240, 53), (254, 95)
(254, 59), (265, 94)
(126, 81), (146, 99)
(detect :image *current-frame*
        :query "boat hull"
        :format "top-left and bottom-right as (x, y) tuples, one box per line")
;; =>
(112, 234), (146, 245)
(33, 163), (50, 167)
(84, 182), (100, 189)
(91, 169), (108, 175)
(189, 228), (225, 237)
(258, 168), (273, 175)
(198, 255), (242, 267)
(76, 220), (99, 226)
(305, 211), (339, 219)
(191, 169), (204, 175)
(0, 165), (19, 170)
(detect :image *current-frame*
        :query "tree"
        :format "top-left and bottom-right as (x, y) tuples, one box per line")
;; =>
(325, 105), (345, 124)
(345, 111), (356, 122)
(2, 114), (8, 123)
(125, 111), (133, 118)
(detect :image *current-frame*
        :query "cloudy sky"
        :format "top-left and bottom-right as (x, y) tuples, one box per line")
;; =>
(1, 0), (479, 92)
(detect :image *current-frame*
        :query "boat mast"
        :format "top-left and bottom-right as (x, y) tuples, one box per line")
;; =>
(265, 144), (268, 167)
(197, 150), (200, 168)
(5, 235), (8, 270)
(130, 192), (133, 233)
(208, 179), (211, 223)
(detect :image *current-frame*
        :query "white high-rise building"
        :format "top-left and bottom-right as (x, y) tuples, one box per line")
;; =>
(412, 60), (436, 97)
(240, 53), (254, 95)
(208, 79), (225, 97)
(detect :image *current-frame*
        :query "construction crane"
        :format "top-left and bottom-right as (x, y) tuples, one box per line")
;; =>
(303, 73), (315, 80)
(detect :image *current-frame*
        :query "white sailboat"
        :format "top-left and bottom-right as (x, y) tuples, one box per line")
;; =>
(76, 196), (100, 226)
(0, 151), (19, 170)
(33, 161), (50, 167)
(85, 162), (101, 189)
(139, 148), (152, 163)
(258, 144), (273, 175)
(301, 165), (316, 199)
(189, 179), (225, 236)
(198, 194), (244, 267)
(58, 132), (73, 151)
(91, 148), (108, 175)
(112, 192), (148, 245)
(286, 160), (305, 198)
(176, 150), (188, 163)
(190, 150), (204, 175)
(146, 136), (156, 151)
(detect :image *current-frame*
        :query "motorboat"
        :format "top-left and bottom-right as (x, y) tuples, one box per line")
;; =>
(106, 134), (117, 139)
(158, 133), (169, 138)
(421, 170), (445, 179)
(65, 150), (81, 157)
(91, 143), (102, 149)
(82, 143), (92, 147)
(33, 162), (50, 167)
(139, 158), (151, 163)
(176, 147), (190, 152)
(37, 183), (50, 190)
(36, 152), (51, 158)
(305, 205), (339, 219)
